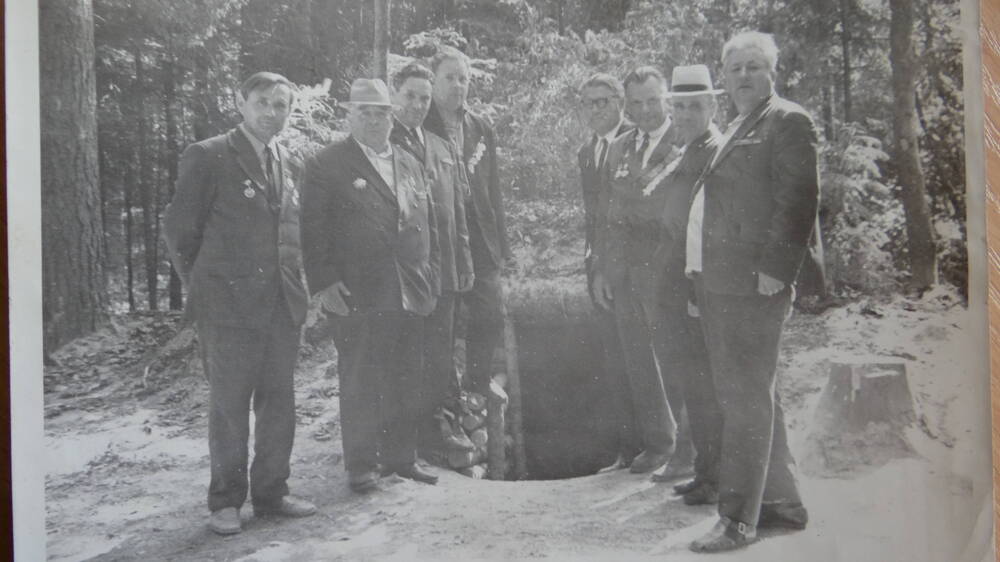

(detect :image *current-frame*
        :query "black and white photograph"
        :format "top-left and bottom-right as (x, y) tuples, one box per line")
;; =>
(7, 0), (992, 559)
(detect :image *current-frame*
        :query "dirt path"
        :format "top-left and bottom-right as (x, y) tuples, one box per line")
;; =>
(43, 291), (991, 561)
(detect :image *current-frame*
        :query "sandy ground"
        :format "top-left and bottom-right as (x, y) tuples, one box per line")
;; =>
(43, 288), (993, 561)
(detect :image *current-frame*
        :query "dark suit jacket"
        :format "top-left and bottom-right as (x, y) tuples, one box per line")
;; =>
(424, 102), (509, 274)
(577, 123), (632, 265)
(650, 128), (721, 308)
(300, 135), (441, 316)
(699, 94), (821, 296)
(594, 125), (682, 305)
(163, 127), (308, 329)
(391, 121), (473, 294)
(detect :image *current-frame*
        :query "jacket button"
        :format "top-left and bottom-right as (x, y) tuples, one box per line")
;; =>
(416, 225), (422, 232)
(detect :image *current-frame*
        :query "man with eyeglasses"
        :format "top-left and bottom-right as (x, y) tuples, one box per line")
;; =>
(301, 78), (442, 493)
(591, 66), (681, 475)
(576, 73), (639, 472)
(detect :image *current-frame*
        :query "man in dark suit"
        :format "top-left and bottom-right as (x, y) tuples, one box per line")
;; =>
(424, 47), (511, 396)
(591, 66), (680, 474)
(575, 73), (640, 472)
(686, 32), (820, 553)
(389, 62), (475, 456)
(643, 65), (724, 506)
(301, 78), (441, 492)
(164, 72), (316, 535)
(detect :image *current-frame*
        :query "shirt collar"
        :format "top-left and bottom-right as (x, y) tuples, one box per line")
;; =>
(239, 123), (278, 162)
(638, 116), (671, 144)
(596, 117), (624, 145)
(354, 136), (393, 160)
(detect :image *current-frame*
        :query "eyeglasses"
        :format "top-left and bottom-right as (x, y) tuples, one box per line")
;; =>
(580, 96), (617, 110)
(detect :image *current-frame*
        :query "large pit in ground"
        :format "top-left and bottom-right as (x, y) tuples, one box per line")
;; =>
(507, 279), (621, 480)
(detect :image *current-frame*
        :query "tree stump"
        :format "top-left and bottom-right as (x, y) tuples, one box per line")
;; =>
(813, 360), (916, 433)
(804, 359), (917, 475)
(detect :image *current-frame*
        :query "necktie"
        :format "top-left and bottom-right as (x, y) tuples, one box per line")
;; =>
(410, 127), (426, 157)
(637, 133), (650, 165)
(264, 145), (279, 207)
(597, 138), (609, 171)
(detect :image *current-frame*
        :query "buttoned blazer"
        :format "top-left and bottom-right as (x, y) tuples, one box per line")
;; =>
(391, 122), (473, 294)
(424, 102), (509, 274)
(699, 94), (821, 296)
(163, 127), (308, 328)
(594, 125), (682, 301)
(577, 123), (633, 264)
(300, 135), (441, 316)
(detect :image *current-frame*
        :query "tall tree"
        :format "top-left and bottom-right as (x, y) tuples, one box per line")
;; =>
(374, 0), (391, 81)
(889, 0), (937, 289)
(40, 0), (108, 352)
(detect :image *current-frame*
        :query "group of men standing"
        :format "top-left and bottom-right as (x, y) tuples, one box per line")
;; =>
(165, 48), (508, 536)
(164, 26), (821, 554)
(579, 31), (822, 552)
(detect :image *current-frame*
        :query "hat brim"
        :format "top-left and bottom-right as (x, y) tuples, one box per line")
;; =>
(339, 101), (397, 109)
(667, 88), (726, 98)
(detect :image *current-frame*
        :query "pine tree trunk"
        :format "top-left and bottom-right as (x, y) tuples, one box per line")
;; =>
(373, 0), (391, 82)
(133, 46), (159, 310)
(162, 47), (183, 311)
(839, 0), (853, 123)
(40, 0), (107, 353)
(890, 0), (937, 290)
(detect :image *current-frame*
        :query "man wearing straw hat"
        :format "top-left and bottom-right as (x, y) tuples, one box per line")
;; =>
(642, 65), (724, 505)
(686, 32), (818, 552)
(301, 78), (442, 492)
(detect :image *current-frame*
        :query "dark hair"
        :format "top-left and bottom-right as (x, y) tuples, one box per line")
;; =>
(392, 62), (435, 90)
(240, 71), (296, 102)
(622, 66), (666, 92)
(580, 72), (624, 98)
(429, 46), (470, 73)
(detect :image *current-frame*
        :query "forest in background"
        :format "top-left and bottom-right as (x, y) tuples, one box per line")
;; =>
(41, 0), (967, 353)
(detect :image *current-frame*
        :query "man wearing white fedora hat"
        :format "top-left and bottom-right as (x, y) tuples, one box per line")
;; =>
(301, 77), (442, 492)
(642, 64), (724, 506)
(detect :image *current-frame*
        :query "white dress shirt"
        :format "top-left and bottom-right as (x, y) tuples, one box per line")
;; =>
(635, 117), (671, 169)
(356, 138), (396, 191)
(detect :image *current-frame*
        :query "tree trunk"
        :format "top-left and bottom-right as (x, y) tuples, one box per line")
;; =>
(373, 0), (391, 82)
(839, 0), (853, 123)
(134, 45), (159, 310)
(162, 46), (183, 311)
(889, 0), (937, 290)
(40, 0), (108, 353)
(193, 47), (213, 141)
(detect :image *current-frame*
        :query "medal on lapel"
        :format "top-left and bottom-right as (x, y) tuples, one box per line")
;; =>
(242, 179), (255, 199)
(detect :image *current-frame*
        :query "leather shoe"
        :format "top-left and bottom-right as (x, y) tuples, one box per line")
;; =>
(672, 478), (701, 494)
(681, 481), (719, 506)
(208, 507), (241, 535)
(393, 463), (439, 485)
(348, 470), (379, 493)
(689, 517), (757, 553)
(629, 450), (671, 474)
(254, 495), (317, 518)
(759, 502), (808, 530)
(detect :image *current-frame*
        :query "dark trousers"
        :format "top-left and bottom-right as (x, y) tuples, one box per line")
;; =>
(462, 269), (504, 394)
(697, 283), (802, 526)
(333, 310), (425, 472)
(198, 305), (299, 512)
(610, 275), (677, 455)
(422, 292), (460, 448)
(652, 305), (721, 484)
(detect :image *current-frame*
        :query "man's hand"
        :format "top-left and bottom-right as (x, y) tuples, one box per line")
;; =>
(757, 272), (785, 296)
(592, 271), (614, 311)
(316, 281), (352, 316)
(457, 272), (475, 293)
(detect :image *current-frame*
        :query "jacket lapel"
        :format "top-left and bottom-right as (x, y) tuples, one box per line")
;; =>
(346, 137), (398, 207)
(705, 96), (772, 177)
